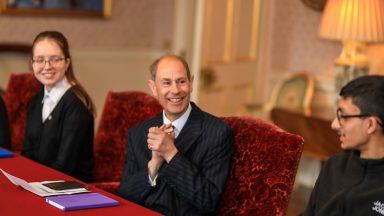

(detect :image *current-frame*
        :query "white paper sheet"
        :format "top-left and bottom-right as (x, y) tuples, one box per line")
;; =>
(0, 168), (88, 197)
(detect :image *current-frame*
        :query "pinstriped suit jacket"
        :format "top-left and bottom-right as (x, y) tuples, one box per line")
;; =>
(118, 102), (234, 215)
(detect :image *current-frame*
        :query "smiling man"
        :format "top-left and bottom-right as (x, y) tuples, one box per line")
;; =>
(302, 75), (384, 216)
(118, 54), (234, 215)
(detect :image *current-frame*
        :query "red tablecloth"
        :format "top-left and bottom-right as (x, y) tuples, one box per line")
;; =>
(0, 154), (160, 216)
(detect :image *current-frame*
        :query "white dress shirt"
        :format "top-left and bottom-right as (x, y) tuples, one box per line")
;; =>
(41, 77), (71, 122)
(149, 103), (192, 186)
(162, 103), (192, 139)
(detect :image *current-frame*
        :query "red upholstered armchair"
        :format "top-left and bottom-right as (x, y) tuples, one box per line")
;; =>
(4, 73), (41, 152)
(218, 116), (304, 216)
(92, 90), (162, 193)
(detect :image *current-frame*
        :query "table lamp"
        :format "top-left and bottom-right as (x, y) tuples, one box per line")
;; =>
(318, 0), (384, 93)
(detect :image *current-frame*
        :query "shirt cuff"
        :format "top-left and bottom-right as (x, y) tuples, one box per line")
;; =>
(148, 174), (158, 187)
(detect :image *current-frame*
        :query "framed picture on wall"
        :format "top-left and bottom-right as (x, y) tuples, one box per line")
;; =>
(0, 0), (111, 18)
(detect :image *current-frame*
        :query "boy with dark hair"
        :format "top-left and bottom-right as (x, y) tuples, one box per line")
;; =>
(302, 75), (384, 215)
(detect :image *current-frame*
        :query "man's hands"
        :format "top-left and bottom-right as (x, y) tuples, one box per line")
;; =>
(147, 123), (178, 180)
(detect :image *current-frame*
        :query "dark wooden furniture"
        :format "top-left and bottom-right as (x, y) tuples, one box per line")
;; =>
(0, 43), (31, 53)
(271, 108), (341, 162)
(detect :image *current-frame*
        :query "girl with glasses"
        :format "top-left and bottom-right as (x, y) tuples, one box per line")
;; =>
(21, 31), (95, 182)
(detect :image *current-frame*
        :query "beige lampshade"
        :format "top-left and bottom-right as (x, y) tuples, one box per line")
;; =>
(319, 0), (384, 43)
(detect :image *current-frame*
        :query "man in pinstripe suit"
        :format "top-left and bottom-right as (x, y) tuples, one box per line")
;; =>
(119, 54), (234, 215)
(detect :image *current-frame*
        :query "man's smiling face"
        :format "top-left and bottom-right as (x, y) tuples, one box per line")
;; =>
(148, 57), (193, 122)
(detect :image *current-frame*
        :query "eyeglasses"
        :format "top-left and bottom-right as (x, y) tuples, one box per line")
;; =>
(32, 56), (66, 68)
(336, 109), (383, 127)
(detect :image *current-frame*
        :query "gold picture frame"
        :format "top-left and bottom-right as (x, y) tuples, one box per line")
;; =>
(0, 0), (111, 18)
(300, 0), (326, 12)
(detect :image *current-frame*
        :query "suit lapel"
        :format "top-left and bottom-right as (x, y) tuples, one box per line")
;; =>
(175, 103), (203, 153)
(150, 113), (164, 128)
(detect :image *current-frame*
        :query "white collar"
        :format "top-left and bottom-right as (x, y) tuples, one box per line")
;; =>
(42, 76), (71, 104)
(163, 103), (192, 137)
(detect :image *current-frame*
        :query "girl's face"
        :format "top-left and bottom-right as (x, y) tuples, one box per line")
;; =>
(32, 39), (70, 91)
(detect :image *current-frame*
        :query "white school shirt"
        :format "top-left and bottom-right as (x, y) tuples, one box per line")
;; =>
(41, 77), (71, 122)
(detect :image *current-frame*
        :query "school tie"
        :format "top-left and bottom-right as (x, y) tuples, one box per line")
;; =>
(42, 95), (54, 122)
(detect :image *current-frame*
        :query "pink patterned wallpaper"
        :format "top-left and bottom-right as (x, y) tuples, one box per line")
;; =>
(269, 0), (340, 75)
(269, 0), (384, 76)
(0, 0), (174, 50)
(267, 0), (384, 117)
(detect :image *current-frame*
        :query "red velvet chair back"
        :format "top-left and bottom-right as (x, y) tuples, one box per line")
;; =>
(4, 73), (41, 152)
(219, 116), (304, 216)
(93, 90), (162, 183)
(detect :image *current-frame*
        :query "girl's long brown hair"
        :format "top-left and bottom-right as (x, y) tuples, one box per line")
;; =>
(31, 31), (96, 116)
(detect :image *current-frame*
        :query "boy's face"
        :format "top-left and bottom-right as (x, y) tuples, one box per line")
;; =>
(331, 97), (370, 151)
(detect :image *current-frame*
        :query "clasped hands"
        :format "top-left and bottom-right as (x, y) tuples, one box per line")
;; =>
(147, 123), (178, 162)
(147, 123), (178, 179)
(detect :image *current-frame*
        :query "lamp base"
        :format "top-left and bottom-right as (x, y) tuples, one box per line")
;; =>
(334, 63), (369, 95)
